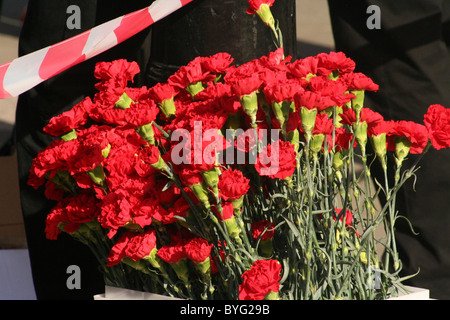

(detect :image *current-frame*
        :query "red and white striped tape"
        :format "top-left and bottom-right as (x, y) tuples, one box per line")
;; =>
(0, 0), (194, 99)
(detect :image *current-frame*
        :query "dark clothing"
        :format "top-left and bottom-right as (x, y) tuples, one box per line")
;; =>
(328, 0), (450, 299)
(16, 0), (153, 300)
(16, 0), (297, 299)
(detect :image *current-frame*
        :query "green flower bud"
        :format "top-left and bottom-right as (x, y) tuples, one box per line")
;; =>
(256, 4), (276, 30)
(355, 121), (368, 151)
(370, 133), (387, 169)
(136, 123), (155, 144)
(190, 183), (211, 209)
(202, 168), (220, 195)
(48, 170), (75, 194)
(142, 248), (169, 279)
(102, 143), (111, 158)
(193, 257), (212, 282)
(150, 156), (167, 171)
(240, 91), (259, 127)
(360, 251), (368, 264)
(310, 133), (325, 154)
(186, 80), (204, 99)
(271, 101), (292, 134)
(115, 92), (134, 109)
(264, 290), (280, 300)
(224, 216), (241, 240)
(300, 106), (317, 135)
(394, 136), (411, 163)
(87, 165), (106, 186)
(159, 97), (176, 119)
(350, 90), (365, 116)
(61, 129), (77, 141)
(333, 151), (345, 171)
(287, 128), (300, 152)
(231, 195), (244, 214)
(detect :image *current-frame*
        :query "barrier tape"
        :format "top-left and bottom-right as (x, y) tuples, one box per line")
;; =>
(0, 0), (194, 99)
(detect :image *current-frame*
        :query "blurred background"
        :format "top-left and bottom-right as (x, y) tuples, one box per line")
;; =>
(0, 0), (335, 299)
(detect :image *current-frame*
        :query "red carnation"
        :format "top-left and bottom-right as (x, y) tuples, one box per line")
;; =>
(334, 208), (353, 226)
(316, 51), (356, 76)
(368, 120), (395, 137)
(97, 189), (133, 238)
(214, 201), (235, 221)
(309, 76), (356, 106)
(218, 168), (250, 201)
(124, 229), (157, 262)
(340, 107), (384, 129)
(239, 259), (282, 300)
(168, 59), (215, 91)
(263, 78), (304, 105)
(387, 120), (429, 154)
(230, 73), (263, 97)
(64, 192), (98, 225)
(148, 82), (178, 102)
(342, 72), (379, 92)
(247, 0), (276, 15)
(255, 140), (297, 180)
(294, 90), (335, 111)
(124, 99), (159, 127)
(258, 48), (291, 71)
(251, 220), (276, 241)
(201, 52), (234, 74)
(288, 56), (319, 79)
(134, 144), (161, 176)
(423, 104), (450, 150)
(157, 240), (188, 264)
(184, 237), (213, 263)
(311, 113), (334, 135)
(94, 59), (140, 94)
(43, 97), (91, 137)
(333, 127), (356, 151)
(45, 203), (68, 240)
(106, 232), (133, 266)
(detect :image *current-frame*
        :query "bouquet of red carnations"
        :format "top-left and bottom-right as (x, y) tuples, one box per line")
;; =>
(28, 0), (450, 300)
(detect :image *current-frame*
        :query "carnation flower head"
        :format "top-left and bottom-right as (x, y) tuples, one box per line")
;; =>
(43, 97), (91, 137)
(184, 237), (213, 263)
(246, 0), (275, 15)
(94, 59), (140, 94)
(157, 240), (188, 264)
(316, 51), (356, 77)
(387, 120), (429, 155)
(218, 168), (250, 201)
(341, 72), (379, 92)
(251, 220), (276, 241)
(201, 52), (234, 74)
(124, 229), (157, 262)
(288, 56), (319, 79)
(255, 140), (297, 180)
(239, 259), (282, 300)
(423, 104), (450, 150)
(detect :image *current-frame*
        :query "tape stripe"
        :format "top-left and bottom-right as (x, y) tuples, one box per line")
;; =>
(0, 0), (193, 99)
(3, 47), (49, 97)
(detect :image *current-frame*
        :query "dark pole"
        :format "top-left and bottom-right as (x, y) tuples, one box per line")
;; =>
(145, 0), (297, 86)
